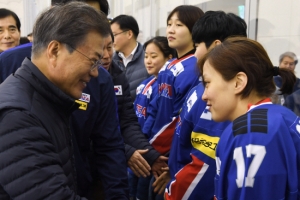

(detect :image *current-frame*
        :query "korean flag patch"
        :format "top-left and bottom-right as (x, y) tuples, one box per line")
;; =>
(114, 85), (123, 95)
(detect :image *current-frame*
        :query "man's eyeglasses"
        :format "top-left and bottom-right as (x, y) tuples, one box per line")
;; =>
(67, 44), (102, 71)
(113, 30), (128, 37)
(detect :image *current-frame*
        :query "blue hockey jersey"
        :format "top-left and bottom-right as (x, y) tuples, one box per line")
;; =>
(166, 83), (230, 200)
(215, 103), (300, 200)
(143, 53), (200, 154)
(134, 76), (157, 133)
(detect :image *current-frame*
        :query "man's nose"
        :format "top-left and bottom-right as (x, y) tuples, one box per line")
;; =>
(3, 30), (11, 39)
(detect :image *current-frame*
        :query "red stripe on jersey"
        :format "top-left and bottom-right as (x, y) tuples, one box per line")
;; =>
(150, 117), (178, 154)
(165, 155), (207, 200)
(167, 54), (194, 70)
(142, 77), (156, 95)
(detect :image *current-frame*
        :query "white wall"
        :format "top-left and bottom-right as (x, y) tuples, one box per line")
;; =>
(108, 0), (300, 75)
(108, 0), (247, 43)
(0, 0), (50, 36)
(256, 0), (300, 75)
(1, 0), (299, 75)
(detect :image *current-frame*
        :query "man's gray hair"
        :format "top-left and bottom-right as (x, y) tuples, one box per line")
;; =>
(279, 51), (298, 65)
(32, 1), (111, 57)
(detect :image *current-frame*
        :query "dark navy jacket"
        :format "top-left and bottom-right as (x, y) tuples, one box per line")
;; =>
(0, 58), (85, 199)
(0, 42), (32, 83)
(0, 43), (129, 199)
(109, 60), (160, 165)
(113, 42), (149, 100)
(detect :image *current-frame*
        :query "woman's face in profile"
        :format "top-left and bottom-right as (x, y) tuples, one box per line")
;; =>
(201, 60), (238, 122)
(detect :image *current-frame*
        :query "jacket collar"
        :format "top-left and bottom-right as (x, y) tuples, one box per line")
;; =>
(113, 42), (143, 66)
(15, 58), (79, 113)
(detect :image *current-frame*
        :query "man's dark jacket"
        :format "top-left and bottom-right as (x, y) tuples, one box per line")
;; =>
(109, 60), (160, 165)
(0, 58), (85, 199)
(0, 43), (129, 199)
(71, 67), (129, 199)
(113, 42), (149, 100)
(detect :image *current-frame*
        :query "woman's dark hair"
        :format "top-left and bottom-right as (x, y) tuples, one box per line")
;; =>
(192, 11), (247, 48)
(143, 36), (176, 59)
(167, 5), (204, 33)
(198, 37), (296, 98)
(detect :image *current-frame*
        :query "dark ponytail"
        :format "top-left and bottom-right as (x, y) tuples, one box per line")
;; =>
(276, 67), (296, 95)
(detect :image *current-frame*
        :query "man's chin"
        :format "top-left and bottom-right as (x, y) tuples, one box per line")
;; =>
(102, 65), (110, 70)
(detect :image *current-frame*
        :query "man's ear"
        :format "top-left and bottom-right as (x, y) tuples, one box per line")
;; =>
(127, 30), (134, 39)
(208, 40), (222, 50)
(234, 72), (247, 94)
(47, 40), (61, 68)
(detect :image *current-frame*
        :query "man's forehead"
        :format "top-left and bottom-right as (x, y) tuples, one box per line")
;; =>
(0, 15), (17, 26)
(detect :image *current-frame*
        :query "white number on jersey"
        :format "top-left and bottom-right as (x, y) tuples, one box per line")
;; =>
(233, 144), (266, 188)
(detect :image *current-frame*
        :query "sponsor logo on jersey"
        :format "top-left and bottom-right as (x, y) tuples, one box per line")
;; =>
(114, 85), (122, 95)
(187, 90), (197, 112)
(159, 83), (172, 98)
(191, 132), (219, 159)
(136, 104), (146, 119)
(79, 93), (90, 103)
(75, 100), (88, 110)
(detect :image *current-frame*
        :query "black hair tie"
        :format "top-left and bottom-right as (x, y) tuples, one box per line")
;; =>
(273, 66), (280, 76)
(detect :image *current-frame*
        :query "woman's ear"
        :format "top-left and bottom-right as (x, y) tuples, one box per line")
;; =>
(234, 72), (247, 94)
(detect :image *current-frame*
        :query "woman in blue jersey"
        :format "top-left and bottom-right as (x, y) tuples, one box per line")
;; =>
(143, 4), (204, 157)
(199, 37), (299, 200)
(131, 36), (175, 200)
(135, 36), (175, 130)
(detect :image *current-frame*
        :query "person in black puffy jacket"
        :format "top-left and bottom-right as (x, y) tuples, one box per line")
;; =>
(0, 2), (112, 199)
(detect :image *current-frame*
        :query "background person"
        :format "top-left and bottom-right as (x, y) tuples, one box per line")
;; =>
(0, 1), (129, 199)
(132, 36), (175, 200)
(0, 2), (111, 199)
(0, 8), (21, 53)
(273, 51), (300, 105)
(111, 14), (149, 100)
(143, 5), (204, 157)
(281, 52), (300, 116)
(27, 32), (33, 42)
(199, 37), (299, 200)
